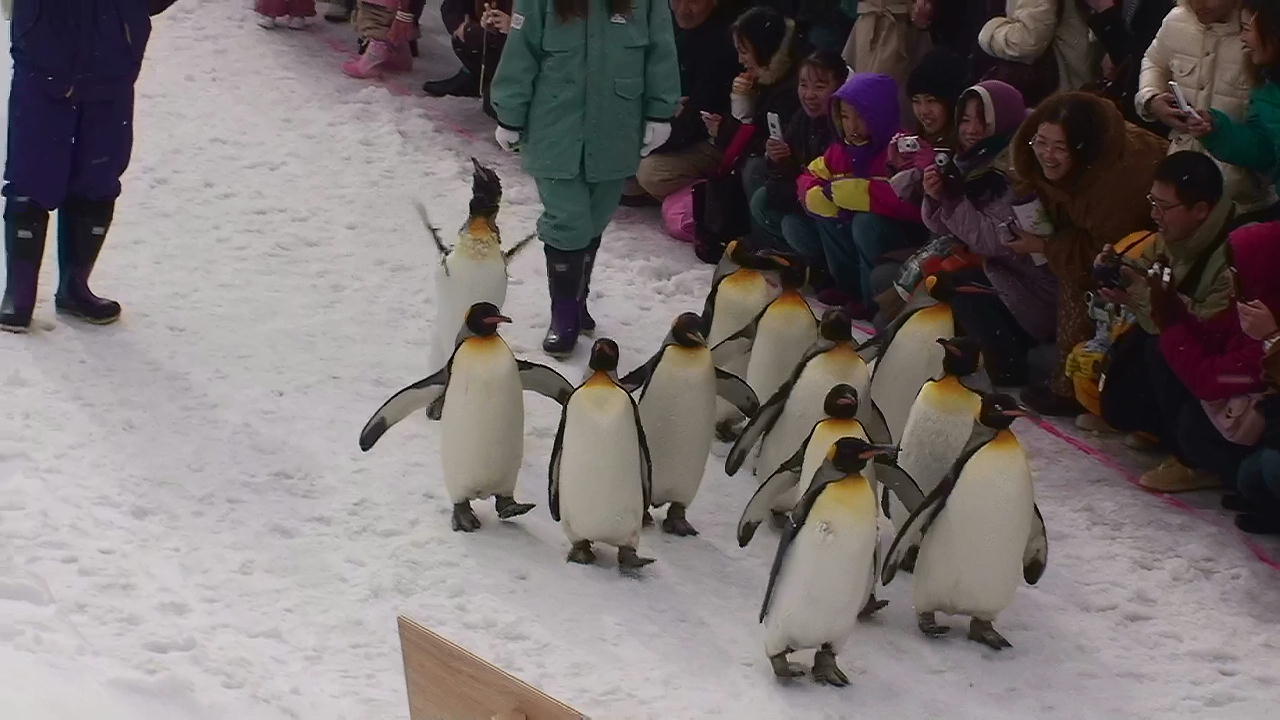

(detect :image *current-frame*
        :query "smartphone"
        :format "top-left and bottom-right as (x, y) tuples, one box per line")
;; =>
(766, 112), (783, 140)
(1168, 81), (1201, 121)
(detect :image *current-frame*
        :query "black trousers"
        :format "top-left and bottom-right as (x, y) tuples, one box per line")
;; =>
(949, 268), (1033, 385)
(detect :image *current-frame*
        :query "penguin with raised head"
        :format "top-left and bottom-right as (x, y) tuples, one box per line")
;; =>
(424, 159), (536, 414)
(888, 336), (992, 527)
(727, 309), (888, 500)
(618, 313), (758, 536)
(550, 339), (655, 571)
(882, 393), (1048, 650)
(863, 272), (998, 442)
(759, 437), (923, 686)
(359, 302), (573, 532)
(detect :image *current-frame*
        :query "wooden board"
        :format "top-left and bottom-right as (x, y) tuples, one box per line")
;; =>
(398, 615), (588, 720)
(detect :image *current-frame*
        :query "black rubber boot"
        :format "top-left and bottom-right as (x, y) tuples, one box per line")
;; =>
(1, 197), (50, 333)
(542, 245), (588, 357)
(422, 69), (479, 98)
(580, 236), (599, 334)
(54, 198), (121, 324)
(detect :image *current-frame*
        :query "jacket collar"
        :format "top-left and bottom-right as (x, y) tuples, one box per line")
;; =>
(754, 19), (796, 87)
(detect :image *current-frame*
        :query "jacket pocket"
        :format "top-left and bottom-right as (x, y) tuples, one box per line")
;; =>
(614, 77), (643, 100)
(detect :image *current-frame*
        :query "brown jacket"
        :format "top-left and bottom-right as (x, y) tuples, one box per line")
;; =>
(1012, 92), (1168, 393)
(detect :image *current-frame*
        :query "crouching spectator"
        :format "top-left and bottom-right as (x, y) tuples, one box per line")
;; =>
(1234, 277), (1280, 534)
(422, 0), (512, 112)
(798, 73), (926, 314)
(343, 1), (418, 79)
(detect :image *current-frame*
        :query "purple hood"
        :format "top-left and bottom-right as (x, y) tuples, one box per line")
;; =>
(959, 80), (1029, 139)
(830, 73), (902, 171)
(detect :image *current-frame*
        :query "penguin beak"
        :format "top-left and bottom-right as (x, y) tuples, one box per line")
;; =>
(955, 283), (998, 295)
(936, 339), (961, 355)
(484, 315), (513, 326)
(863, 444), (900, 460)
(1003, 405), (1038, 420)
(691, 331), (707, 346)
(835, 397), (855, 407)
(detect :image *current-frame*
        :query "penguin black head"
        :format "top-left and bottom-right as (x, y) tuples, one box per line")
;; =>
(938, 337), (982, 376)
(830, 437), (895, 474)
(671, 312), (707, 348)
(823, 384), (860, 419)
(468, 158), (503, 219)
(979, 393), (1033, 430)
(924, 273), (957, 302)
(737, 247), (792, 272)
(464, 302), (511, 337)
(777, 259), (809, 291)
(818, 308), (854, 343)
(589, 338), (620, 372)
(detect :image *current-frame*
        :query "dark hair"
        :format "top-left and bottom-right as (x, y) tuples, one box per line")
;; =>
(1244, 0), (1280, 82)
(732, 6), (789, 67)
(1034, 94), (1108, 169)
(554, 0), (632, 21)
(1153, 151), (1224, 209)
(798, 50), (850, 85)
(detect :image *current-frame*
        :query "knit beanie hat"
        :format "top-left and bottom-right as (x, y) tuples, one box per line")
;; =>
(732, 6), (788, 67)
(906, 48), (969, 110)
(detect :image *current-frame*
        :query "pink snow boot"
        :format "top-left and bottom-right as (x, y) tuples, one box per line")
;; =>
(342, 39), (392, 79)
(383, 41), (413, 73)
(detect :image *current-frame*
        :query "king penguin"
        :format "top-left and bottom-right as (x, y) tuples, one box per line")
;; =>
(759, 437), (923, 686)
(882, 393), (1049, 650)
(359, 302), (573, 531)
(618, 313), (758, 536)
(550, 339), (655, 571)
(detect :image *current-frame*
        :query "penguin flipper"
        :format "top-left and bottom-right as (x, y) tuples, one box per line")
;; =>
(548, 405), (569, 522)
(516, 360), (574, 405)
(1023, 503), (1048, 584)
(859, 398), (893, 446)
(619, 347), (665, 394)
(882, 475), (955, 586)
(872, 457), (926, 516)
(726, 385), (788, 475)
(700, 275), (725, 335)
(736, 439), (808, 547)
(502, 232), (537, 263)
(715, 367), (760, 417)
(631, 396), (653, 509)
(758, 462), (846, 621)
(709, 332), (754, 369)
(413, 200), (453, 275)
(359, 365), (451, 451)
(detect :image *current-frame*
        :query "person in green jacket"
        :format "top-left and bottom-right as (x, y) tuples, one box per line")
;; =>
(489, 0), (680, 356)
(1188, 0), (1280, 204)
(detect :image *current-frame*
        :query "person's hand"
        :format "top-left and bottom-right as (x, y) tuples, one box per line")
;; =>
(887, 137), (913, 171)
(1007, 227), (1047, 255)
(765, 138), (792, 163)
(481, 5), (512, 33)
(731, 74), (755, 95)
(702, 112), (722, 140)
(922, 166), (944, 200)
(910, 0), (934, 28)
(1146, 262), (1184, 330)
(1150, 93), (1191, 132)
(494, 126), (521, 152)
(675, 96), (689, 117)
(640, 121), (671, 157)
(453, 17), (472, 41)
(1239, 300), (1279, 341)
(1185, 112), (1214, 138)
(1085, 0), (1115, 12)
(1097, 268), (1142, 306)
(1101, 54), (1117, 82)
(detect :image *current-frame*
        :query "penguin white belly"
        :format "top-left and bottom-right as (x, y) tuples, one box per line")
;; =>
(761, 348), (870, 510)
(764, 479), (878, 656)
(913, 434), (1034, 620)
(707, 271), (776, 346)
(431, 246), (507, 372)
(440, 337), (524, 502)
(892, 378), (982, 524)
(639, 348), (717, 507)
(559, 386), (646, 547)
(745, 297), (818, 404)
(799, 420), (872, 497)
(870, 305), (954, 442)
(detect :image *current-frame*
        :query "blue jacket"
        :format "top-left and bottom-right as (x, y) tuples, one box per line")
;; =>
(9, 1), (172, 100)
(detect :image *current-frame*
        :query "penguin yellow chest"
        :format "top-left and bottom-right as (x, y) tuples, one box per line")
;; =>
(708, 270), (776, 346)
(440, 336), (524, 501)
(747, 292), (818, 401)
(871, 304), (955, 441)
(641, 347), (717, 506)
(559, 378), (646, 546)
(798, 419), (871, 499)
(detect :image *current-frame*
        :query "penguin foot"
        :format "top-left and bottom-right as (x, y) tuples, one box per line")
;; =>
(857, 594), (889, 619)
(770, 510), (790, 530)
(494, 496), (535, 519)
(425, 395), (445, 421)
(566, 541), (596, 565)
(811, 645), (850, 687)
(918, 612), (951, 638)
(768, 651), (806, 679)
(899, 545), (919, 574)
(661, 504), (699, 536)
(715, 418), (743, 443)
(642, 509), (655, 527)
(451, 503), (482, 533)
(617, 546), (655, 571)
(968, 619), (1012, 650)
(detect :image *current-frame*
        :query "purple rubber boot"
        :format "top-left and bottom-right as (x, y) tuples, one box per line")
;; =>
(542, 244), (588, 357)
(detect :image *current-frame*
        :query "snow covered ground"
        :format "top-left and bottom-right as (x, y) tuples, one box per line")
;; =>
(2, 2), (1279, 718)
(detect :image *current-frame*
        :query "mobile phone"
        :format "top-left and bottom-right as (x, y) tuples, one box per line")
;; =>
(1168, 81), (1201, 121)
(766, 112), (783, 140)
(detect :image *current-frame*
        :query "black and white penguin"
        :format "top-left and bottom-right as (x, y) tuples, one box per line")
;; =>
(759, 437), (924, 686)
(619, 313), (758, 536)
(882, 393), (1048, 650)
(550, 339), (655, 571)
(359, 302), (573, 531)
(727, 309), (888, 494)
(889, 336), (992, 526)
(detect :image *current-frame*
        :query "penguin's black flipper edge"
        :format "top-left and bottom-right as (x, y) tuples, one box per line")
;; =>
(710, 333), (753, 368)
(715, 368), (760, 417)
(502, 232), (538, 263)
(548, 406), (569, 522)
(632, 397), (653, 509)
(701, 276), (724, 335)
(727, 381), (791, 475)
(759, 462), (843, 621)
(860, 399), (893, 446)
(619, 348), (664, 395)
(873, 457), (926, 516)
(736, 441), (807, 547)
(882, 475), (954, 586)
(1024, 503), (1048, 585)
(358, 366), (451, 451)
(516, 360), (574, 405)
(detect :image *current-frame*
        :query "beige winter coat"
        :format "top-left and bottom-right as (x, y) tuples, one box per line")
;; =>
(1136, 4), (1272, 211)
(978, 0), (1099, 94)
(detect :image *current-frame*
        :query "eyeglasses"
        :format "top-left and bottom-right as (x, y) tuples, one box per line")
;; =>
(1028, 135), (1069, 156)
(1147, 194), (1185, 213)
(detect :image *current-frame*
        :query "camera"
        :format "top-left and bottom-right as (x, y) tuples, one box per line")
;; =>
(896, 135), (920, 153)
(933, 149), (962, 183)
(1092, 250), (1133, 290)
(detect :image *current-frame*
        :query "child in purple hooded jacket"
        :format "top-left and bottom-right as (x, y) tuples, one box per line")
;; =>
(797, 72), (926, 309)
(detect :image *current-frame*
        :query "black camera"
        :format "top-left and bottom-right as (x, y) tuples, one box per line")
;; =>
(934, 149), (963, 183)
(1092, 251), (1132, 290)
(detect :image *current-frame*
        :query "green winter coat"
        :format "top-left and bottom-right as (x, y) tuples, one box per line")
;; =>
(1203, 82), (1280, 193)
(490, 0), (680, 182)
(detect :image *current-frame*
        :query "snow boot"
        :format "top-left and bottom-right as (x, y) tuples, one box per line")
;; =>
(1, 197), (49, 333)
(542, 245), (588, 357)
(422, 69), (480, 98)
(580, 236), (600, 334)
(383, 41), (413, 73)
(257, 13), (277, 28)
(342, 39), (392, 79)
(54, 198), (121, 325)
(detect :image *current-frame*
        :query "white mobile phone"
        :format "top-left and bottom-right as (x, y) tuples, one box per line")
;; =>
(767, 112), (783, 140)
(1168, 81), (1201, 121)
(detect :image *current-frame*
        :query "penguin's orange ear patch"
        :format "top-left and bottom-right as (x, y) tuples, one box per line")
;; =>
(924, 275), (938, 291)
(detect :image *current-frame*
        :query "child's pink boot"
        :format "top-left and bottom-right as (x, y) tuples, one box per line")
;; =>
(342, 40), (392, 79)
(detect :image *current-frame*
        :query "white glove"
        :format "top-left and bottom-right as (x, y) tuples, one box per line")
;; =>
(730, 92), (755, 122)
(494, 126), (521, 152)
(639, 122), (671, 157)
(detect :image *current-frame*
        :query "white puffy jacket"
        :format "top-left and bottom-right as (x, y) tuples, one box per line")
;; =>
(1136, 5), (1273, 211)
(978, 0), (1100, 94)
